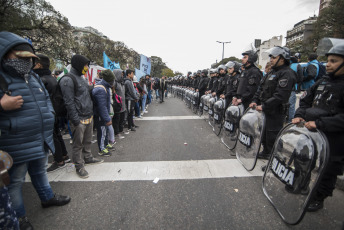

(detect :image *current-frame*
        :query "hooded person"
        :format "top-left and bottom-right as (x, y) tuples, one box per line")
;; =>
(59, 54), (103, 179)
(0, 31), (70, 229)
(92, 69), (116, 156)
(113, 69), (127, 138)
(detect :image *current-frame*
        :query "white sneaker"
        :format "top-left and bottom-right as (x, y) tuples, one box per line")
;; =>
(144, 111), (148, 113)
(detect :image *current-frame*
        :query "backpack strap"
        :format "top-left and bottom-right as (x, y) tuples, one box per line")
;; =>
(58, 74), (78, 93)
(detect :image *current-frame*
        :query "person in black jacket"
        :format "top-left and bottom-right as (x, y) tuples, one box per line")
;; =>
(158, 76), (167, 102)
(292, 42), (344, 212)
(233, 50), (262, 109)
(197, 69), (209, 103)
(215, 65), (228, 98)
(250, 46), (296, 160)
(33, 54), (70, 172)
(220, 61), (241, 108)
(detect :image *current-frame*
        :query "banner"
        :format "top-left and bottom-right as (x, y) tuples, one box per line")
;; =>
(140, 54), (151, 74)
(135, 68), (147, 81)
(103, 51), (121, 70)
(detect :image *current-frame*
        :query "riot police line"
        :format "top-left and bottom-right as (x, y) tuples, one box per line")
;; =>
(168, 41), (344, 225)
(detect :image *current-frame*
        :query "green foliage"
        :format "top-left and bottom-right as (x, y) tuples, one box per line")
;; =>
(161, 68), (174, 78)
(211, 56), (241, 68)
(151, 56), (167, 78)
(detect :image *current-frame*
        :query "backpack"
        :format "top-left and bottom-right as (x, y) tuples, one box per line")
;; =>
(317, 61), (326, 80)
(112, 93), (123, 113)
(53, 74), (78, 117)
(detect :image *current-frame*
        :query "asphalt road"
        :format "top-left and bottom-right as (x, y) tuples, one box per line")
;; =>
(22, 94), (344, 230)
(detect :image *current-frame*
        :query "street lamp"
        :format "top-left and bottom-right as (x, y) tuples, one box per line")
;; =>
(216, 41), (231, 60)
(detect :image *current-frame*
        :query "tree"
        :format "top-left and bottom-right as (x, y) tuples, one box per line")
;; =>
(174, 71), (183, 76)
(312, 0), (344, 52)
(161, 68), (174, 78)
(211, 56), (241, 68)
(151, 56), (167, 78)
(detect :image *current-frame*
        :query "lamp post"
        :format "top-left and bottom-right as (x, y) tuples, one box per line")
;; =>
(216, 41), (231, 60)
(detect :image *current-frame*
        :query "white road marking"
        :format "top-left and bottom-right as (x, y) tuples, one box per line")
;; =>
(26, 159), (266, 182)
(138, 116), (202, 120)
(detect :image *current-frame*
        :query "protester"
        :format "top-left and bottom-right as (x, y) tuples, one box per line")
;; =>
(60, 54), (103, 179)
(92, 69), (116, 157)
(124, 70), (139, 131)
(301, 53), (320, 90)
(145, 74), (152, 105)
(139, 77), (148, 115)
(158, 76), (167, 103)
(0, 31), (71, 229)
(33, 54), (71, 172)
(113, 69), (128, 138)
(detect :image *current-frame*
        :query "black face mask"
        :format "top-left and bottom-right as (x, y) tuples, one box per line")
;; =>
(4, 58), (33, 76)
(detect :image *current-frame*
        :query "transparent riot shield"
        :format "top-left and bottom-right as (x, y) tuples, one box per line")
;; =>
(221, 104), (245, 151)
(198, 95), (206, 117)
(262, 123), (329, 225)
(208, 97), (216, 128)
(212, 99), (225, 136)
(203, 95), (211, 119)
(192, 92), (199, 114)
(236, 108), (265, 171)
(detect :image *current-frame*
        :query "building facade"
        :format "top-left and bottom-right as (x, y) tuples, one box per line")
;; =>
(286, 16), (317, 46)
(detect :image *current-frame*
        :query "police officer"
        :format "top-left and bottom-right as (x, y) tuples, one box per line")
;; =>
(250, 46), (296, 160)
(292, 42), (344, 212)
(220, 61), (241, 108)
(193, 70), (201, 90)
(210, 68), (220, 96)
(215, 65), (228, 99)
(197, 69), (210, 101)
(205, 69), (216, 95)
(233, 50), (262, 109)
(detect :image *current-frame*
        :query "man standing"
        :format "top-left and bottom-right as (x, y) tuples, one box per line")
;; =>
(233, 50), (262, 109)
(33, 54), (71, 172)
(249, 46), (296, 160)
(301, 53), (320, 90)
(159, 76), (167, 103)
(124, 69), (139, 131)
(0, 31), (70, 229)
(60, 54), (103, 179)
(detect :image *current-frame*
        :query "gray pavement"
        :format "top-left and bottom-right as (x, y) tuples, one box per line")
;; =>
(22, 95), (344, 230)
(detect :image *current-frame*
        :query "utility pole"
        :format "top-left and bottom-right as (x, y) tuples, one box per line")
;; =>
(216, 41), (231, 60)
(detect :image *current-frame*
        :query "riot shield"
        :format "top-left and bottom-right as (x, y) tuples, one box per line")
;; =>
(262, 123), (329, 225)
(208, 97), (216, 127)
(212, 99), (225, 135)
(235, 108), (265, 171)
(192, 92), (199, 114)
(198, 95), (206, 117)
(221, 104), (245, 151)
(203, 95), (211, 119)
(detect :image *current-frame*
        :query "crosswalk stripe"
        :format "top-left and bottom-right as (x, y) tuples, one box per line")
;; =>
(138, 116), (203, 120)
(26, 159), (266, 182)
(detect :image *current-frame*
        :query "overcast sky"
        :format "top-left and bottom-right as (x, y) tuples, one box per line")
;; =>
(47, 0), (320, 74)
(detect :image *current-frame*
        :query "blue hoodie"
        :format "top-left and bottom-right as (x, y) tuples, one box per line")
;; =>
(0, 31), (55, 164)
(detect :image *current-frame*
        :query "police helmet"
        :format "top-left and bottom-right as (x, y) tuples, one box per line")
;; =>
(266, 46), (290, 60)
(242, 50), (258, 63)
(217, 64), (226, 73)
(226, 61), (241, 73)
(201, 69), (208, 75)
(197, 70), (201, 74)
(326, 42), (344, 57)
(209, 68), (216, 74)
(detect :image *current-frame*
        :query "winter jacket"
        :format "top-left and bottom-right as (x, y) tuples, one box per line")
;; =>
(59, 67), (93, 126)
(92, 79), (112, 123)
(113, 69), (126, 112)
(33, 68), (57, 98)
(0, 31), (55, 164)
(124, 77), (139, 101)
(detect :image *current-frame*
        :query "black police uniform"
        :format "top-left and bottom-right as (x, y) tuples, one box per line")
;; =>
(207, 76), (214, 92)
(252, 64), (296, 155)
(211, 76), (219, 93)
(295, 74), (344, 202)
(198, 75), (209, 97)
(216, 74), (228, 98)
(236, 64), (262, 109)
(224, 73), (240, 107)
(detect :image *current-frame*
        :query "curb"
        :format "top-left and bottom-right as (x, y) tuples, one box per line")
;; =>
(336, 175), (344, 191)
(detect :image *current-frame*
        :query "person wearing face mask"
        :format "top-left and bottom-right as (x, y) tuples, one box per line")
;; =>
(292, 42), (344, 212)
(0, 31), (71, 230)
(250, 46), (296, 160)
(92, 69), (116, 157)
(60, 54), (103, 179)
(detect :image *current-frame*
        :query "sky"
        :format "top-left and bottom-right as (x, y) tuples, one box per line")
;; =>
(47, 0), (320, 74)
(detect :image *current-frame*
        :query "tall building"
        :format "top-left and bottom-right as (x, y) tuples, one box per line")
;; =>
(286, 16), (317, 46)
(257, 35), (283, 70)
(319, 0), (332, 14)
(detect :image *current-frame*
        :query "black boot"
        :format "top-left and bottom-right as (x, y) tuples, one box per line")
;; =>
(307, 200), (324, 212)
(19, 216), (34, 230)
(41, 194), (71, 208)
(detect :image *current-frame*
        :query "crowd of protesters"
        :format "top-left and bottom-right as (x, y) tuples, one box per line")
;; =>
(0, 31), (168, 230)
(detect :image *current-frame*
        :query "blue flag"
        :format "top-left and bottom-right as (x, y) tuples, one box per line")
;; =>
(103, 52), (120, 70)
(140, 54), (151, 74)
(135, 68), (146, 81)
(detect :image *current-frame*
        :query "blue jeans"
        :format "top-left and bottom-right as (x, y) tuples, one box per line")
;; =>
(8, 156), (54, 217)
(155, 90), (159, 100)
(134, 101), (140, 117)
(165, 87), (168, 97)
(141, 94), (147, 113)
(288, 91), (296, 123)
